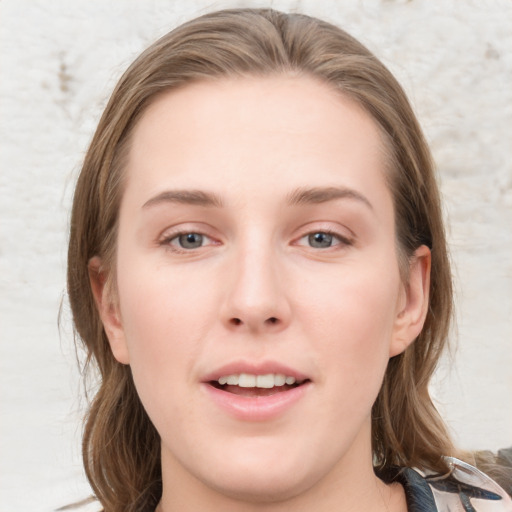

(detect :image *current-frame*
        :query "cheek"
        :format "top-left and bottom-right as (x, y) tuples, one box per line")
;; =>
(298, 259), (401, 395)
(114, 256), (218, 411)
(117, 247), (217, 341)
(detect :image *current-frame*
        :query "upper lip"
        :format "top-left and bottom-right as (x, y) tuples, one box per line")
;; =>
(202, 360), (310, 383)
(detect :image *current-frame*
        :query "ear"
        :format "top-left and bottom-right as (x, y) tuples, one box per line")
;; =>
(389, 245), (431, 357)
(88, 256), (130, 365)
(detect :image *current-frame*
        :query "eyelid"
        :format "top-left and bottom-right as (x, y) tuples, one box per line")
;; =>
(295, 230), (353, 248)
(292, 222), (355, 247)
(158, 224), (220, 251)
(156, 222), (354, 251)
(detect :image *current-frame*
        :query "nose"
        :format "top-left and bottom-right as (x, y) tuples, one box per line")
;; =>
(220, 241), (291, 334)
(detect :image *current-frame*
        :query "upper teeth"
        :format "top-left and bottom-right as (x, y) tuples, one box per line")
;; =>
(217, 373), (297, 388)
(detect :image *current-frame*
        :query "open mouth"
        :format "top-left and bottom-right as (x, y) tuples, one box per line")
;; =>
(209, 373), (309, 397)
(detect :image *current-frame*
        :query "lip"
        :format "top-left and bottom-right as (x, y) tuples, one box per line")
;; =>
(201, 360), (312, 422)
(202, 380), (311, 422)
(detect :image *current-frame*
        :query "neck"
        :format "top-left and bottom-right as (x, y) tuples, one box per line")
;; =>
(157, 471), (404, 512)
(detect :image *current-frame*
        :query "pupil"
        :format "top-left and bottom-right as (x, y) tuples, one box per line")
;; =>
(179, 233), (203, 248)
(309, 232), (332, 248)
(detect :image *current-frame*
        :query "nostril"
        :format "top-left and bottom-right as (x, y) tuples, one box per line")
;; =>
(227, 316), (280, 328)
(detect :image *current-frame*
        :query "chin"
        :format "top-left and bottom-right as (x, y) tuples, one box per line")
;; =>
(205, 464), (316, 504)
(187, 439), (327, 505)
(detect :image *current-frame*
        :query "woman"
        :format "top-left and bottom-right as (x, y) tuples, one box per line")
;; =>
(67, 8), (512, 512)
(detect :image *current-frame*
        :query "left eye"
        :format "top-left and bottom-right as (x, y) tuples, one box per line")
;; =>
(298, 231), (345, 249)
(170, 232), (207, 249)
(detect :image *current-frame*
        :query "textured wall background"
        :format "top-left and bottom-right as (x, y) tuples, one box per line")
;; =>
(0, 0), (510, 510)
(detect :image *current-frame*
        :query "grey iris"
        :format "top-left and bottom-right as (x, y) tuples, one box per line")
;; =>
(308, 232), (333, 248)
(179, 233), (203, 249)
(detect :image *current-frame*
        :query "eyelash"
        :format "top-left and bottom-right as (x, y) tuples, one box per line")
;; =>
(295, 230), (353, 250)
(160, 231), (216, 252)
(160, 228), (353, 253)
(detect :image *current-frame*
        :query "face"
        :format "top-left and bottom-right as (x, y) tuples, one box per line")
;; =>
(93, 76), (429, 504)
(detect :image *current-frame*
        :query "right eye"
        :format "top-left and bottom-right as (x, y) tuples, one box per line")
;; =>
(173, 232), (205, 249)
(162, 232), (214, 251)
(306, 232), (336, 248)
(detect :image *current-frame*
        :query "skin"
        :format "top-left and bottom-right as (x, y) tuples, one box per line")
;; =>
(90, 76), (430, 511)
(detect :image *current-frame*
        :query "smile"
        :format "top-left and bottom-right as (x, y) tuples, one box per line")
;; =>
(210, 373), (305, 397)
(211, 373), (307, 397)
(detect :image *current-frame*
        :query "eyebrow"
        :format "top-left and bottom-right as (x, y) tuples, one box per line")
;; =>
(286, 186), (373, 210)
(142, 189), (224, 209)
(142, 186), (372, 211)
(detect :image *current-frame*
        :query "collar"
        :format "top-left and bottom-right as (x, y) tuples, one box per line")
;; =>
(378, 467), (438, 512)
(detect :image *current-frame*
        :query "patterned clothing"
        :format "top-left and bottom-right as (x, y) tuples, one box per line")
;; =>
(379, 457), (512, 512)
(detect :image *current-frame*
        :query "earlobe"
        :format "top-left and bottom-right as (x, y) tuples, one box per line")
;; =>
(88, 256), (130, 365)
(389, 245), (431, 357)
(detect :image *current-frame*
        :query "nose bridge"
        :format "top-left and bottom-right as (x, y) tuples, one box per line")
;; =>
(223, 230), (290, 331)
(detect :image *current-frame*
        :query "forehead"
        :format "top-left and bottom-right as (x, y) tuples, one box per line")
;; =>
(123, 75), (390, 207)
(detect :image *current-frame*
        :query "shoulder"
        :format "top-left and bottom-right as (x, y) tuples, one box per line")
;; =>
(427, 457), (512, 512)
(415, 457), (512, 512)
(379, 458), (512, 512)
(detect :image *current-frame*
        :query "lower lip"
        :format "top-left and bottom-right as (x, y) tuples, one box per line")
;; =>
(202, 382), (311, 422)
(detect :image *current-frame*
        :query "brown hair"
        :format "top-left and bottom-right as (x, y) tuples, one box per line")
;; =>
(68, 8), (455, 511)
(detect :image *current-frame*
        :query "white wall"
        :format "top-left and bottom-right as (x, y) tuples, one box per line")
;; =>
(0, 1), (510, 510)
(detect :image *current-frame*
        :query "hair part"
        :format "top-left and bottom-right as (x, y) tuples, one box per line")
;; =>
(68, 8), (454, 511)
